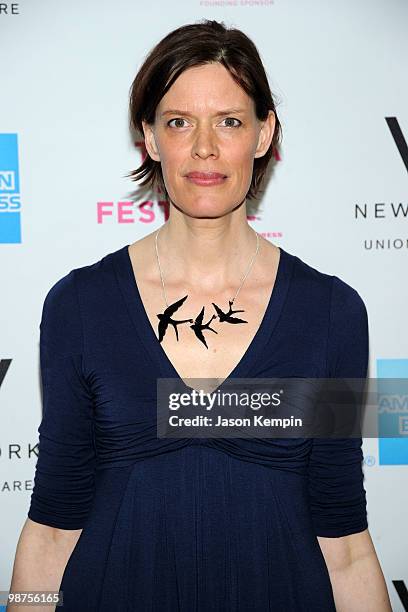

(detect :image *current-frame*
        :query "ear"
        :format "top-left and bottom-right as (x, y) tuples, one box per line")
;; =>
(141, 120), (161, 162)
(254, 110), (276, 159)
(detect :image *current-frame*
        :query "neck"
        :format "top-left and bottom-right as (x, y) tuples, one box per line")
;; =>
(156, 203), (259, 291)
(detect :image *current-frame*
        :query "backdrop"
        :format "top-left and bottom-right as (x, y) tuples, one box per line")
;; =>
(1, 0), (407, 609)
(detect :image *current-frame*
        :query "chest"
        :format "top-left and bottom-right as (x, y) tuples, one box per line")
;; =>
(138, 282), (276, 384)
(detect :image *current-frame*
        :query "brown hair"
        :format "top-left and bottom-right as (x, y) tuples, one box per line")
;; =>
(126, 19), (282, 201)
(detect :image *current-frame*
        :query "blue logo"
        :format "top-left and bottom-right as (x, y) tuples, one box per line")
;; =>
(0, 133), (22, 243)
(377, 359), (408, 465)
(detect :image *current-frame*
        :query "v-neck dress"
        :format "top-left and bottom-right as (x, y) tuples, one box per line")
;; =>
(27, 243), (369, 612)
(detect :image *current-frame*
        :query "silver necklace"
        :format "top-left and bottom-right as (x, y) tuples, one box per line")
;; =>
(154, 226), (260, 349)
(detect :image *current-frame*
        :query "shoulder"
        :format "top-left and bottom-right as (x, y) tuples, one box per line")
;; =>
(286, 250), (368, 377)
(287, 248), (367, 315)
(42, 245), (126, 302)
(40, 244), (127, 324)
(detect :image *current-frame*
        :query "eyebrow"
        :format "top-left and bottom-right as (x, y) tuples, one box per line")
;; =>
(160, 108), (247, 118)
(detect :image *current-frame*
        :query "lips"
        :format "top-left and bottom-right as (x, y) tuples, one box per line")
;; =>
(186, 172), (227, 179)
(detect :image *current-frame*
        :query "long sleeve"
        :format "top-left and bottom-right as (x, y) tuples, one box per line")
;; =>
(27, 269), (97, 530)
(307, 275), (369, 538)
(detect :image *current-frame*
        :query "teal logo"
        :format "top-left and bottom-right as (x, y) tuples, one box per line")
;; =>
(0, 133), (22, 243)
(377, 359), (408, 465)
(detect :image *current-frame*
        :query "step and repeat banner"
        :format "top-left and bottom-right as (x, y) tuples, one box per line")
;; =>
(1, 0), (407, 609)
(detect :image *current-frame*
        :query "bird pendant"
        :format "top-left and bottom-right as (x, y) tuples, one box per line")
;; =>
(156, 296), (248, 349)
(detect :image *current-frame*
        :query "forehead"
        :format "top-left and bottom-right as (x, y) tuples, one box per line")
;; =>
(157, 63), (253, 114)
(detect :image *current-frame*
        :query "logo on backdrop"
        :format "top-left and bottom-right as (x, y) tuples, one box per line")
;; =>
(355, 117), (407, 252)
(0, 134), (22, 243)
(0, 359), (39, 475)
(96, 139), (282, 241)
(199, 0), (274, 6)
(393, 580), (408, 610)
(377, 358), (408, 465)
(0, 359), (12, 389)
(386, 117), (408, 174)
(0, 3), (20, 15)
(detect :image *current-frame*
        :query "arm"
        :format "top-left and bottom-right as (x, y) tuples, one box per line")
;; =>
(318, 529), (392, 611)
(7, 270), (97, 610)
(7, 519), (81, 612)
(308, 276), (392, 610)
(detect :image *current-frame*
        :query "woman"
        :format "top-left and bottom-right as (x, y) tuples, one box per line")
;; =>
(9, 19), (391, 612)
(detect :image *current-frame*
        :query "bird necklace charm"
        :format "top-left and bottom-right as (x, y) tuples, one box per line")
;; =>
(155, 226), (260, 350)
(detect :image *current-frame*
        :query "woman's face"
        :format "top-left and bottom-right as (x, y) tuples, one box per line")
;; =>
(142, 62), (275, 217)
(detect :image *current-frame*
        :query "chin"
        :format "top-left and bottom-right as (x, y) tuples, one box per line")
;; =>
(169, 192), (245, 216)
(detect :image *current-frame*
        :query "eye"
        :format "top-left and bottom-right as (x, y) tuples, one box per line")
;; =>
(220, 117), (242, 128)
(167, 117), (242, 129)
(167, 118), (189, 128)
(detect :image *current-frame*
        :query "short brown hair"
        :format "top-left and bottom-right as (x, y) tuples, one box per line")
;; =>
(126, 19), (282, 201)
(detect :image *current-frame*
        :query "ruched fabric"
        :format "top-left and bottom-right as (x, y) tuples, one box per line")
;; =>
(28, 244), (369, 611)
(28, 272), (97, 530)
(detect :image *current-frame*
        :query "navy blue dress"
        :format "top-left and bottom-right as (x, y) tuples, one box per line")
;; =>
(28, 243), (369, 611)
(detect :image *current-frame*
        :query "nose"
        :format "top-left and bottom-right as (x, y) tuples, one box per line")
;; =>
(191, 123), (219, 159)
